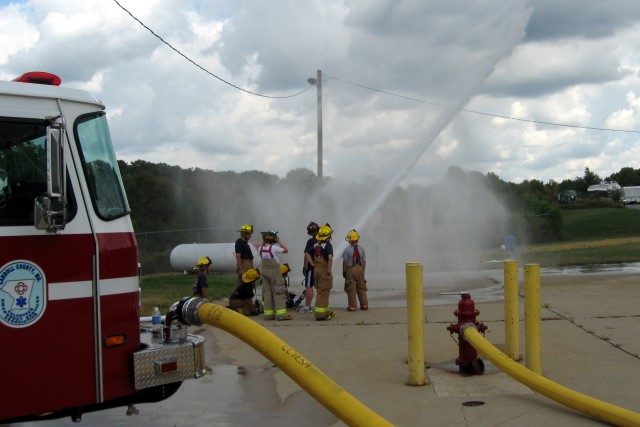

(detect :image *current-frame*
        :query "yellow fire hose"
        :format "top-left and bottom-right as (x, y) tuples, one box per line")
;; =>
(197, 302), (394, 427)
(461, 324), (640, 427)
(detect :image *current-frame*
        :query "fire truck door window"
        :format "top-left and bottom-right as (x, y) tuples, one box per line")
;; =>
(75, 113), (130, 220)
(0, 120), (75, 226)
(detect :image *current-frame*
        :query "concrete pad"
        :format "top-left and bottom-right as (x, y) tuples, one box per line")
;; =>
(16, 271), (640, 427)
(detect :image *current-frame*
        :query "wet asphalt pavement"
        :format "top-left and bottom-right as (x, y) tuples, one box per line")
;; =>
(5, 264), (640, 426)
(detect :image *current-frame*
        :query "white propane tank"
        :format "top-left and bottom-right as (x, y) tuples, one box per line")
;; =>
(170, 243), (261, 273)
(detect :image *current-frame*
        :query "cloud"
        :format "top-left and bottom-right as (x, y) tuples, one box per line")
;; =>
(524, 0), (640, 41)
(0, 3), (39, 67)
(483, 39), (628, 98)
(0, 0), (638, 189)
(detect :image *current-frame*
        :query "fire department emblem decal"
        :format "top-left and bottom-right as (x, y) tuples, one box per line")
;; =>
(0, 260), (47, 328)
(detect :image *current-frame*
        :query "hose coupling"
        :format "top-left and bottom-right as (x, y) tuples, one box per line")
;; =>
(171, 297), (207, 326)
(460, 322), (478, 339)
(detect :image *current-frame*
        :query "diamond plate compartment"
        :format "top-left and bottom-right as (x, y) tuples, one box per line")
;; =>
(134, 333), (206, 390)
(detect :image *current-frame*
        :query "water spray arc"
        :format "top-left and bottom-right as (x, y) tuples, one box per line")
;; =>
(336, 4), (531, 255)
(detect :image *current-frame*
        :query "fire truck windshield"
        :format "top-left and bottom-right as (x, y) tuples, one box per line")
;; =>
(76, 113), (130, 220)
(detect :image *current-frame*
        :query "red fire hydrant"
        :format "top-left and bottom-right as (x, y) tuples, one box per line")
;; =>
(446, 293), (488, 375)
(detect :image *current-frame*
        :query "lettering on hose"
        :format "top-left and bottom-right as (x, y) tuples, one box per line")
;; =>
(0, 260), (47, 328)
(282, 345), (312, 368)
(212, 307), (223, 321)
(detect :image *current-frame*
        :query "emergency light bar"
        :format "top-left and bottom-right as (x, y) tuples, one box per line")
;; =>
(13, 71), (62, 86)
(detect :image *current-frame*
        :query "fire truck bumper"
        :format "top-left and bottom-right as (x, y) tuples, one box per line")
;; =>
(133, 330), (206, 390)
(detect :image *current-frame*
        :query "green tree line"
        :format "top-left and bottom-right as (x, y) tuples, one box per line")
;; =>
(118, 160), (640, 273)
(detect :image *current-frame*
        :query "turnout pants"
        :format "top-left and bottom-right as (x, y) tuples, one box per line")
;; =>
(344, 264), (368, 308)
(313, 258), (333, 318)
(261, 258), (288, 319)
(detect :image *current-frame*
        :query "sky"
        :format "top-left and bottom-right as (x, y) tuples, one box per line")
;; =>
(1, 0), (640, 186)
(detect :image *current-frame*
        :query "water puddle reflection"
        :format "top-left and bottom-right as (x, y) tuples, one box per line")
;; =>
(364, 262), (640, 308)
(7, 337), (335, 427)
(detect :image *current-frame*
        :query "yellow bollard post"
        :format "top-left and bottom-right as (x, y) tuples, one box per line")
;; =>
(406, 262), (427, 386)
(503, 259), (520, 360)
(525, 263), (542, 374)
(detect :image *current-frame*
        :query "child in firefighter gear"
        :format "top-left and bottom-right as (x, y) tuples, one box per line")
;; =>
(253, 230), (291, 321)
(280, 263), (298, 308)
(299, 221), (319, 314)
(342, 229), (368, 311)
(235, 224), (255, 284)
(229, 268), (261, 316)
(306, 224), (335, 321)
(192, 256), (212, 300)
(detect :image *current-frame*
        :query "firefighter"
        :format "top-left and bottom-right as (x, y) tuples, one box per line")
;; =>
(192, 256), (212, 300)
(342, 229), (368, 311)
(229, 268), (261, 316)
(253, 230), (291, 321)
(307, 224), (335, 321)
(299, 221), (319, 313)
(235, 224), (254, 284)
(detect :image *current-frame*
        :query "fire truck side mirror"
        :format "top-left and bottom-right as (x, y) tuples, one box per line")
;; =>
(34, 197), (50, 230)
(35, 125), (67, 231)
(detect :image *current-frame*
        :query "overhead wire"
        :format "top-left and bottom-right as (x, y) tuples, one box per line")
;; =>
(326, 74), (640, 134)
(112, 0), (311, 99)
(113, 0), (638, 134)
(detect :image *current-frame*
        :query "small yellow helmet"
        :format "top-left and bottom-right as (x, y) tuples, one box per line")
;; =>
(238, 224), (254, 234)
(194, 256), (212, 270)
(345, 229), (360, 242)
(280, 263), (291, 275)
(242, 268), (261, 283)
(316, 224), (333, 241)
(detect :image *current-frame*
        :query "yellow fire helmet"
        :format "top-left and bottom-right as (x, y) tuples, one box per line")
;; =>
(238, 224), (254, 234)
(242, 268), (261, 283)
(316, 224), (333, 241)
(345, 229), (360, 242)
(194, 256), (212, 270)
(280, 263), (291, 275)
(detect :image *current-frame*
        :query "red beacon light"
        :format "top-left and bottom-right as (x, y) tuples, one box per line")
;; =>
(13, 71), (62, 86)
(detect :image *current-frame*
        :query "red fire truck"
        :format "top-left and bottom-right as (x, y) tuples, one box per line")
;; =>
(0, 72), (205, 423)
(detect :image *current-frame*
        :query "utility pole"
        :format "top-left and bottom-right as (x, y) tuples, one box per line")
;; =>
(308, 69), (323, 178)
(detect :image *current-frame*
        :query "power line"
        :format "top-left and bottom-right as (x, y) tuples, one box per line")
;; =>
(112, 0), (311, 99)
(326, 74), (640, 134)
(113, 0), (640, 134)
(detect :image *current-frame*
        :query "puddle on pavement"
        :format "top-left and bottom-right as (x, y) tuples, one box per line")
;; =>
(7, 333), (337, 427)
(364, 268), (506, 308)
(364, 262), (640, 309)
(542, 261), (640, 275)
